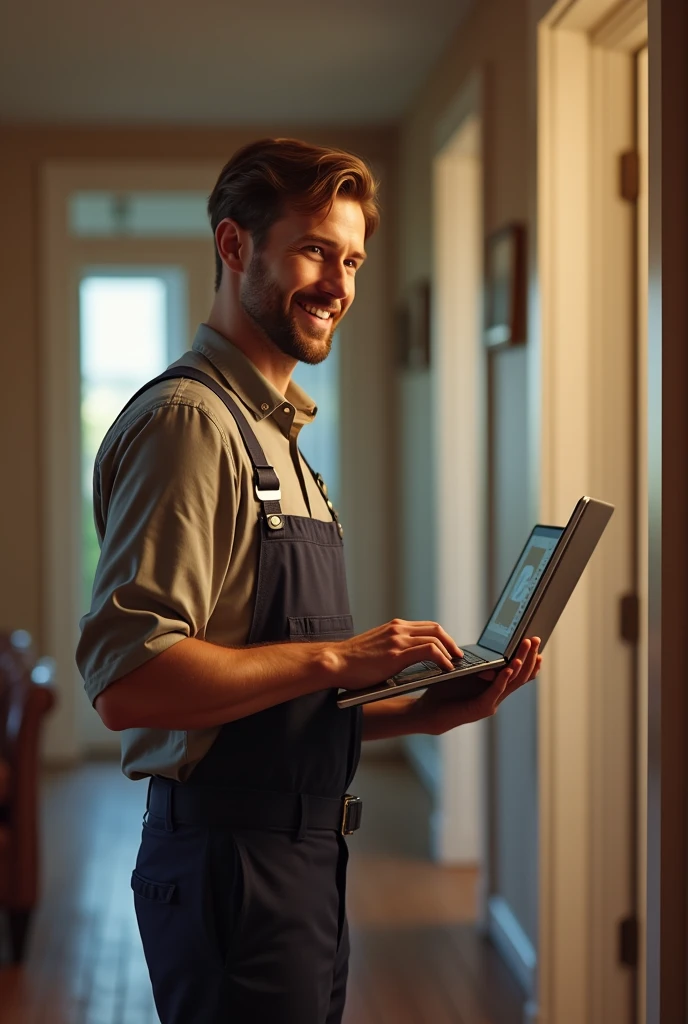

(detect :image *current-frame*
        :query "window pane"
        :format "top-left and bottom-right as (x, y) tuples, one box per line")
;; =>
(80, 277), (167, 382)
(80, 275), (171, 607)
(69, 191), (210, 238)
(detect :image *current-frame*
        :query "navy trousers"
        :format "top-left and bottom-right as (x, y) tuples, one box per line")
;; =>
(132, 810), (350, 1023)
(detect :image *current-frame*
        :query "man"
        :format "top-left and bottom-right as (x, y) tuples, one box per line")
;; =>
(77, 137), (542, 1024)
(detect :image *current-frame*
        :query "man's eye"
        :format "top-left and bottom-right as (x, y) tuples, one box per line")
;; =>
(306, 246), (323, 256)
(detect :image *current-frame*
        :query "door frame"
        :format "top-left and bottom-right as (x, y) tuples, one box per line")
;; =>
(40, 161), (219, 762)
(532, 1), (647, 1021)
(643, 1), (688, 1021)
(634, 42), (649, 1024)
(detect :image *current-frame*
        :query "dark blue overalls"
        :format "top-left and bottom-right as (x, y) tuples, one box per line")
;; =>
(124, 368), (363, 1023)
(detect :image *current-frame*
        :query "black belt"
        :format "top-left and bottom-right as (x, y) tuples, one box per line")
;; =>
(146, 778), (363, 837)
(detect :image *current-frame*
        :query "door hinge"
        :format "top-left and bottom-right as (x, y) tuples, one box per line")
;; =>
(619, 151), (640, 202)
(619, 593), (640, 644)
(619, 915), (638, 967)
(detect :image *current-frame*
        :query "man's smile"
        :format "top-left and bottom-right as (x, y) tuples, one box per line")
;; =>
(294, 300), (337, 325)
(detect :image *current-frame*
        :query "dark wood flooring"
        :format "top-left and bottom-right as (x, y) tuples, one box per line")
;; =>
(0, 755), (525, 1023)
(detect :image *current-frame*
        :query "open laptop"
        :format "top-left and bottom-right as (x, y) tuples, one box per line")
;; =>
(337, 495), (614, 709)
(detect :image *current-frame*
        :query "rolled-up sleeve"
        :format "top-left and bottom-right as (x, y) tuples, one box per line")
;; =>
(77, 399), (239, 703)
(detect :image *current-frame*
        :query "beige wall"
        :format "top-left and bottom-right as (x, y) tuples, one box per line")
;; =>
(0, 124), (397, 648)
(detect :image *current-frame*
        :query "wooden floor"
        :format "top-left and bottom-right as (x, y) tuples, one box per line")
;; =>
(0, 755), (525, 1023)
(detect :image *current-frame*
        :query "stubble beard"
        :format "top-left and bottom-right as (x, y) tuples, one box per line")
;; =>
(240, 251), (334, 366)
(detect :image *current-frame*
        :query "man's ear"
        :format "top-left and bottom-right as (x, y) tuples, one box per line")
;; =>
(215, 219), (251, 275)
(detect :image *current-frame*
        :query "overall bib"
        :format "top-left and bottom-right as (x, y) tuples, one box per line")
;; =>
(126, 368), (363, 1024)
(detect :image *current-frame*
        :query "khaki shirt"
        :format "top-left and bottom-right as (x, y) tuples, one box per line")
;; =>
(76, 324), (333, 781)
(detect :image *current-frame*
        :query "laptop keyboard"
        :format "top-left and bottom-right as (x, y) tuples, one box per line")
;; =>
(420, 649), (488, 672)
(454, 650), (488, 667)
(385, 649), (490, 688)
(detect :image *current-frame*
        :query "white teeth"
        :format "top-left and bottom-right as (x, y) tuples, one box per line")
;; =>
(301, 303), (332, 320)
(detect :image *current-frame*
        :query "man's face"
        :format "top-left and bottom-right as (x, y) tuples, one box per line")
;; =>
(239, 197), (367, 365)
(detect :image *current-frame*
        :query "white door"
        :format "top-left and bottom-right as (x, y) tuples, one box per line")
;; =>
(42, 164), (221, 762)
(535, 1), (647, 1019)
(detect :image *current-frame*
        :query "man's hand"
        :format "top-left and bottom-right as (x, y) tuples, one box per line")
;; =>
(408, 638), (542, 735)
(330, 618), (463, 690)
(359, 637), (543, 741)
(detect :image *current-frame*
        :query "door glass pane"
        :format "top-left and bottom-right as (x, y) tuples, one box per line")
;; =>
(292, 340), (341, 508)
(79, 275), (170, 607)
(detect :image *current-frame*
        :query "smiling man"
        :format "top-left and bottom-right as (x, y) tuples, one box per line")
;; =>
(76, 138), (541, 1024)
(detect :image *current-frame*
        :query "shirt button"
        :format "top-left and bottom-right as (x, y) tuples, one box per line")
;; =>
(260, 403), (269, 412)
(283, 406), (291, 415)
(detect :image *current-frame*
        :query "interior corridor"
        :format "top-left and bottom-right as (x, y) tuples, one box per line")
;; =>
(0, 753), (524, 1024)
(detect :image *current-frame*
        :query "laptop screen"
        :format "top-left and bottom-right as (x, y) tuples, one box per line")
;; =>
(478, 525), (565, 656)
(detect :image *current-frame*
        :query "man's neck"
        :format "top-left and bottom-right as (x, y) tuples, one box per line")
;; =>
(205, 304), (296, 398)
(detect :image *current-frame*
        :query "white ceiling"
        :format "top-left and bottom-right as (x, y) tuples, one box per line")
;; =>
(0, 0), (475, 125)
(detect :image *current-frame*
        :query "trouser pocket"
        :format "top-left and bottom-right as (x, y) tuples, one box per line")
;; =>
(131, 870), (176, 904)
(131, 821), (246, 1023)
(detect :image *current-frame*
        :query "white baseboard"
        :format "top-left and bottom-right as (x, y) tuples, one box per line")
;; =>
(487, 895), (537, 997)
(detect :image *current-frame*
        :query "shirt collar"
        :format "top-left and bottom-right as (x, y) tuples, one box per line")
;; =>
(191, 324), (318, 434)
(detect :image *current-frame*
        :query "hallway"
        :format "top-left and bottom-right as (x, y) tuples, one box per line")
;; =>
(0, 754), (524, 1023)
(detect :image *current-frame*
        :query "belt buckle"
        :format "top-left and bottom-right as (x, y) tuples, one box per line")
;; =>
(341, 794), (363, 836)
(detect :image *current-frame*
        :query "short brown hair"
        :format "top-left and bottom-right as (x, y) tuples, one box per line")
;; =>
(207, 138), (380, 290)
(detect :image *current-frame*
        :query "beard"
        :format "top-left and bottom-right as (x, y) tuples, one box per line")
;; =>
(240, 251), (335, 366)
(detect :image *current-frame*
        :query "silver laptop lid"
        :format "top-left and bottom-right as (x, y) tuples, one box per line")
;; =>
(516, 496), (614, 653)
(480, 495), (614, 661)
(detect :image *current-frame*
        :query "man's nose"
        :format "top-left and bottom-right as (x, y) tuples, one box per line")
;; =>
(319, 264), (349, 301)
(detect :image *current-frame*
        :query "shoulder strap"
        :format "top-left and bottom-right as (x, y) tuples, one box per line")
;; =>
(298, 450), (343, 537)
(118, 367), (283, 519)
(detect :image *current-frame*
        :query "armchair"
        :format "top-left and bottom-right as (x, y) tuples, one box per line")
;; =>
(0, 630), (56, 963)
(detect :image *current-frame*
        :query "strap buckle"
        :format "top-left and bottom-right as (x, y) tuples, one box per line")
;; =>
(254, 466), (281, 503)
(341, 794), (363, 836)
(255, 485), (282, 502)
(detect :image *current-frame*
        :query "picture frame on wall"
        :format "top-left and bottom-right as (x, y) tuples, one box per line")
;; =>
(484, 223), (526, 348)
(397, 279), (431, 369)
